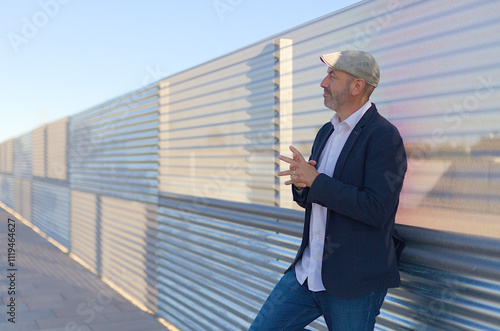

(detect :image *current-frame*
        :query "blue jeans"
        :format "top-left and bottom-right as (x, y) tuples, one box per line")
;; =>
(249, 270), (387, 331)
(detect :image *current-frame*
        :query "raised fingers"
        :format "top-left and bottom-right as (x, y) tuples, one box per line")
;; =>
(278, 155), (294, 165)
(289, 145), (306, 163)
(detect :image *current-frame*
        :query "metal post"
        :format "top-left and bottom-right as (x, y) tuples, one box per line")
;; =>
(274, 38), (294, 208)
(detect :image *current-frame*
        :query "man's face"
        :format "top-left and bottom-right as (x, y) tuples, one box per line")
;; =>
(320, 67), (352, 111)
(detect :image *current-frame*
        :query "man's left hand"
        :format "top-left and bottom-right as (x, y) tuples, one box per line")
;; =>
(277, 145), (319, 188)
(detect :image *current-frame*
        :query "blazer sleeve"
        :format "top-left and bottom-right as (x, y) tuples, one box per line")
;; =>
(306, 126), (407, 229)
(292, 185), (309, 208)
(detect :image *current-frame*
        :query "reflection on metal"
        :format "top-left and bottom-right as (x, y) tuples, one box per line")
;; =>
(47, 117), (68, 180)
(31, 179), (70, 249)
(13, 133), (32, 220)
(158, 80), (170, 194)
(154, 194), (500, 330)
(158, 41), (277, 205)
(70, 189), (99, 273)
(68, 84), (159, 204)
(32, 125), (46, 177)
(154, 193), (319, 330)
(0, 174), (14, 208)
(14, 178), (31, 221)
(0, 139), (13, 174)
(379, 225), (500, 330)
(100, 195), (158, 313)
(263, 0), (500, 235)
(14, 133), (32, 177)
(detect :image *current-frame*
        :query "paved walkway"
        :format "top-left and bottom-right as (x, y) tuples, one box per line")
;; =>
(0, 207), (169, 331)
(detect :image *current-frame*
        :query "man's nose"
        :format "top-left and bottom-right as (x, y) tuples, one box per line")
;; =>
(320, 76), (329, 88)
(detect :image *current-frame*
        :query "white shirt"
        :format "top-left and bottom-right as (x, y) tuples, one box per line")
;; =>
(295, 101), (372, 291)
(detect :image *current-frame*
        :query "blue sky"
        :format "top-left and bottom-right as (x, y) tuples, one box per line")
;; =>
(0, 0), (359, 143)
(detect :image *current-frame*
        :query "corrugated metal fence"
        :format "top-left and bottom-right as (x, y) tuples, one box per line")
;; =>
(1, 0), (499, 330)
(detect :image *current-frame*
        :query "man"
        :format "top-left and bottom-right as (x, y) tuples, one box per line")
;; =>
(249, 50), (407, 330)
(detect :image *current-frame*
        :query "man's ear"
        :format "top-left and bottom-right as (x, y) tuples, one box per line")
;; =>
(351, 78), (367, 96)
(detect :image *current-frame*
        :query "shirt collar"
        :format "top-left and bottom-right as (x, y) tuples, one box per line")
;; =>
(331, 100), (372, 129)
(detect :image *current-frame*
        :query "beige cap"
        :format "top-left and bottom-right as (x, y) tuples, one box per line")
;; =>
(320, 50), (380, 87)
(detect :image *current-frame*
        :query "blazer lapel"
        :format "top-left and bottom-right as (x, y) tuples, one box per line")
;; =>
(333, 104), (378, 179)
(311, 125), (334, 165)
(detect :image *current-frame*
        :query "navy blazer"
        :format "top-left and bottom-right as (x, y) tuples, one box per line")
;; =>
(286, 104), (407, 298)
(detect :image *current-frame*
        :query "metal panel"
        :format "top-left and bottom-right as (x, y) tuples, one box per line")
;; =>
(100, 195), (158, 313)
(158, 40), (277, 206)
(274, 38), (294, 208)
(14, 178), (31, 221)
(0, 174), (14, 208)
(13, 132), (32, 178)
(31, 179), (71, 249)
(284, 0), (500, 234)
(13, 132), (33, 221)
(70, 189), (99, 273)
(13, 178), (21, 212)
(21, 178), (31, 221)
(378, 225), (500, 331)
(32, 125), (46, 177)
(68, 84), (159, 203)
(0, 139), (14, 174)
(47, 117), (68, 180)
(155, 193), (328, 331)
(155, 193), (500, 331)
